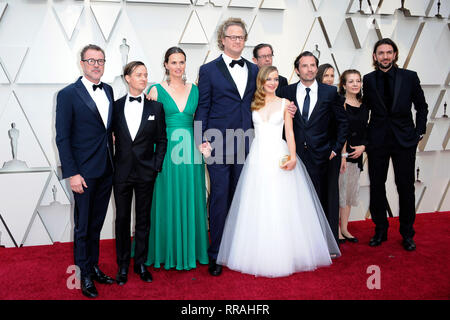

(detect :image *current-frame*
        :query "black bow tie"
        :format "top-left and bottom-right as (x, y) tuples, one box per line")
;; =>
(92, 83), (103, 91)
(129, 96), (142, 103)
(229, 58), (245, 68)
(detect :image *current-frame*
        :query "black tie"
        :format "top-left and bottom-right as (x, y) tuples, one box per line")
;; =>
(229, 58), (245, 68)
(92, 83), (103, 91)
(129, 96), (142, 103)
(302, 87), (311, 122)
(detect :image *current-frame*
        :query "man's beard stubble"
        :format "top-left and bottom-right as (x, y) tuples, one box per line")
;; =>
(376, 60), (393, 70)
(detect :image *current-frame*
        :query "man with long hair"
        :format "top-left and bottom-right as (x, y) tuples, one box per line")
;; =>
(363, 38), (428, 251)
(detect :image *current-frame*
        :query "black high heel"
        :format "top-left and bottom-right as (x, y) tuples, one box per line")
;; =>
(342, 234), (358, 243)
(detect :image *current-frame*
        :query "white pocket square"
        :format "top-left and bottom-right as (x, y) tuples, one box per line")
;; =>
(148, 115), (155, 120)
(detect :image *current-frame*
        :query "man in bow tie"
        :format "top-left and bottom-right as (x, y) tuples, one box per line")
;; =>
(56, 44), (115, 298)
(194, 18), (259, 276)
(112, 61), (167, 286)
(196, 18), (296, 277)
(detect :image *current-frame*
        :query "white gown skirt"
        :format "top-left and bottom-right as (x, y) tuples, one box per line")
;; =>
(217, 135), (340, 278)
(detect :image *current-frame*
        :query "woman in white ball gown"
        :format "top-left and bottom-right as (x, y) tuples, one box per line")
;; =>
(216, 66), (340, 278)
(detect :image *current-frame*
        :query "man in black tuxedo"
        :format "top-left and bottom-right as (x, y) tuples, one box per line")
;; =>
(363, 38), (428, 251)
(252, 43), (288, 94)
(278, 51), (348, 245)
(112, 61), (167, 285)
(56, 44), (115, 298)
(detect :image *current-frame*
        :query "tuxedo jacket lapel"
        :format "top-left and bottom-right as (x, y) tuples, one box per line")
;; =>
(307, 84), (324, 125)
(74, 78), (105, 127)
(391, 70), (403, 112)
(117, 98), (133, 142)
(289, 82), (304, 126)
(216, 57), (239, 93)
(104, 86), (114, 129)
(289, 82), (300, 108)
(242, 59), (254, 99)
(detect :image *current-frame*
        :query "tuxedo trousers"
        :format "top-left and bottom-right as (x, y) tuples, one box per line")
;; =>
(326, 155), (341, 242)
(73, 173), (113, 277)
(367, 134), (416, 239)
(206, 162), (243, 260)
(298, 148), (339, 241)
(114, 179), (155, 268)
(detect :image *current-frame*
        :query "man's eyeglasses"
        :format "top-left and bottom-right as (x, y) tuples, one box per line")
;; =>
(82, 59), (106, 66)
(258, 54), (273, 60)
(224, 35), (245, 42)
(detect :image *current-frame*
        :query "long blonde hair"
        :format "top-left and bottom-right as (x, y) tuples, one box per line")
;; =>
(251, 65), (278, 111)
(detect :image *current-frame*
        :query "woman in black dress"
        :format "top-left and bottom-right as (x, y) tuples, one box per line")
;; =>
(337, 69), (369, 243)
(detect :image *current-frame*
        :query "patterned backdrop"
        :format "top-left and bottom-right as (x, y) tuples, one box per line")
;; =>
(0, 0), (448, 247)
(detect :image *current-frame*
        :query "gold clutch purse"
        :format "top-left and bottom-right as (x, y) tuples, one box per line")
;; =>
(279, 155), (290, 167)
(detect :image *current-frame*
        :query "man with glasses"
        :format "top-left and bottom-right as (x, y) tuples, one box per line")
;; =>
(252, 43), (288, 93)
(56, 44), (115, 298)
(195, 17), (259, 277)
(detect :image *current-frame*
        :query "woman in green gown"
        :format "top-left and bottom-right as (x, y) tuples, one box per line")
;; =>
(145, 47), (209, 270)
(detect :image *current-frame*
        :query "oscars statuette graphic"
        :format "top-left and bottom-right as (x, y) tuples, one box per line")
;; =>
(358, 0), (364, 14)
(120, 38), (130, 68)
(442, 101), (448, 118)
(397, 0), (411, 17)
(1, 123), (28, 171)
(0, 122), (52, 173)
(435, 1), (443, 19)
(416, 167), (421, 183)
(51, 185), (57, 204)
(37, 184), (71, 243)
(312, 44), (321, 60)
(357, 0), (374, 14)
(118, 38), (131, 93)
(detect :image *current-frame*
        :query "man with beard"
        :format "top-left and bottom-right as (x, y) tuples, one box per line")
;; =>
(363, 38), (428, 251)
(277, 51), (348, 246)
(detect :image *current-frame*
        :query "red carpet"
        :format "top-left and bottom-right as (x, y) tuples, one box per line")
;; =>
(0, 212), (449, 300)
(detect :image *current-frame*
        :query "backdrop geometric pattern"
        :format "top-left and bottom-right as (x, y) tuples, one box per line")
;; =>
(0, 0), (448, 247)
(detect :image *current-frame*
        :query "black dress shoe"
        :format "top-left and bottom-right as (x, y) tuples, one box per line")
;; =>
(369, 231), (388, 247)
(338, 238), (346, 244)
(402, 238), (416, 251)
(134, 264), (152, 283)
(116, 266), (128, 285)
(81, 276), (98, 299)
(342, 234), (359, 243)
(208, 260), (222, 276)
(92, 265), (114, 284)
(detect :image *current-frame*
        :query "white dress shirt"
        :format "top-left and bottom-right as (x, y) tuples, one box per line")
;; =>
(124, 93), (144, 141)
(81, 76), (110, 128)
(296, 79), (318, 120)
(222, 53), (248, 99)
